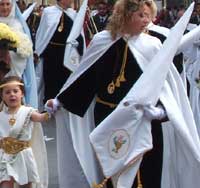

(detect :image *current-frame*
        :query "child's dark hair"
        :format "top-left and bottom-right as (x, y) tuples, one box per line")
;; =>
(0, 76), (25, 96)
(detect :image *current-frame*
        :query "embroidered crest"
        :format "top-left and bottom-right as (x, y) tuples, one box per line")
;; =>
(108, 129), (130, 159)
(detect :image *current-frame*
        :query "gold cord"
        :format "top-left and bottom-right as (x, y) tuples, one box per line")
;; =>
(137, 169), (143, 188)
(92, 177), (109, 188)
(96, 96), (117, 108)
(92, 169), (143, 188)
(115, 42), (128, 87)
(58, 12), (64, 32)
(107, 42), (128, 94)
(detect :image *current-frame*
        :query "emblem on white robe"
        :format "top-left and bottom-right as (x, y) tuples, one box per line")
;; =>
(109, 129), (130, 159)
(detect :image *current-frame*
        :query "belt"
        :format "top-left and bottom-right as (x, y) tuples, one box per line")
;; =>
(49, 41), (65, 46)
(0, 137), (30, 154)
(96, 96), (117, 108)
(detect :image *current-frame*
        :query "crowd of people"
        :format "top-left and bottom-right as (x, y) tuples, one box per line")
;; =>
(1, 0), (200, 188)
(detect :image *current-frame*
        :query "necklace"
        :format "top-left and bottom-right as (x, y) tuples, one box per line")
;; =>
(9, 114), (16, 126)
(8, 107), (20, 126)
(56, 3), (68, 32)
(107, 42), (128, 94)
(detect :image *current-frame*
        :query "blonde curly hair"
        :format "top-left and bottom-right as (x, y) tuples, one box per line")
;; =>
(143, 0), (157, 20)
(106, 0), (144, 39)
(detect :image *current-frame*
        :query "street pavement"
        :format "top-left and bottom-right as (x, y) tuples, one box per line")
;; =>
(43, 118), (59, 188)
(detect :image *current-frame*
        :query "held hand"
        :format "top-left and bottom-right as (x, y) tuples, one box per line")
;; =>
(44, 100), (54, 115)
(143, 104), (166, 121)
(45, 98), (60, 114)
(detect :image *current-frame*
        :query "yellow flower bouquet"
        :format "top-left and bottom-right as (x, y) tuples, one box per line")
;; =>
(0, 23), (20, 51)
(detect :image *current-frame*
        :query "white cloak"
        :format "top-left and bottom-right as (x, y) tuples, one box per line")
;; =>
(55, 30), (163, 188)
(56, 7), (200, 187)
(184, 24), (200, 137)
(54, 5), (200, 188)
(35, 5), (86, 110)
(35, 5), (76, 56)
(89, 5), (200, 187)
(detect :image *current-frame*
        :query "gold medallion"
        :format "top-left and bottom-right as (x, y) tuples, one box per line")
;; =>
(58, 25), (63, 32)
(9, 117), (16, 126)
(107, 81), (115, 94)
(58, 12), (64, 32)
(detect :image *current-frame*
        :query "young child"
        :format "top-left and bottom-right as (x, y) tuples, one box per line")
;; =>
(0, 76), (49, 188)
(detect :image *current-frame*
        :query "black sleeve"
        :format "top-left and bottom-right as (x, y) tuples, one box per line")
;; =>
(173, 53), (183, 74)
(148, 30), (166, 43)
(76, 34), (84, 56)
(152, 101), (169, 124)
(57, 63), (97, 117)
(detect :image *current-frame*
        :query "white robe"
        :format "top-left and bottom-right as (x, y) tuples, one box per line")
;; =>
(35, 6), (76, 110)
(35, 5), (86, 110)
(184, 24), (200, 137)
(89, 6), (200, 187)
(35, 6), (76, 56)
(35, 5), (86, 60)
(55, 31), (163, 188)
(54, 5), (200, 188)
(56, 13), (200, 188)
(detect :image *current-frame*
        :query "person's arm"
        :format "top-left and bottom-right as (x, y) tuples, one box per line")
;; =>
(30, 111), (51, 122)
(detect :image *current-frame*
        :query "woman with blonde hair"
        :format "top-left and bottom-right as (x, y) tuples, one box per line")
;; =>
(107, 0), (150, 38)
(47, 1), (200, 188)
(45, 0), (199, 188)
(45, 0), (169, 187)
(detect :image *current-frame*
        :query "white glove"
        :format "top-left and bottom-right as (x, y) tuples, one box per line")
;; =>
(44, 98), (61, 114)
(68, 40), (79, 47)
(143, 104), (166, 121)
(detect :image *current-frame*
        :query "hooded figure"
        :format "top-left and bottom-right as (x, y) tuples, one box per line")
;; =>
(35, 0), (85, 107)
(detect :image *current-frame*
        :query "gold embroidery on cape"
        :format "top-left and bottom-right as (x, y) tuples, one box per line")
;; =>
(58, 12), (64, 32)
(96, 96), (117, 108)
(107, 42), (128, 94)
